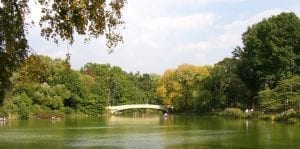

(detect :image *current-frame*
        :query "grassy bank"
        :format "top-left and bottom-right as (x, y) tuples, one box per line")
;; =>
(0, 108), (159, 120)
(217, 107), (300, 124)
(0, 107), (108, 120)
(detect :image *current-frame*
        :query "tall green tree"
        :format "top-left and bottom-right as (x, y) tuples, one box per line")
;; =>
(234, 12), (300, 98)
(216, 58), (251, 108)
(0, 0), (28, 102)
(128, 73), (160, 104)
(200, 66), (224, 111)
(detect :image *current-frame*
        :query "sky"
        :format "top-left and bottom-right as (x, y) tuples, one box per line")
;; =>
(27, 0), (300, 74)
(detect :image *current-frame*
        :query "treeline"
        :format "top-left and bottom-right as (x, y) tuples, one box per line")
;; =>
(158, 12), (300, 114)
(156, 60), (250, 113)
(0, 56), (160, 119)
(1, 12), (300, 119)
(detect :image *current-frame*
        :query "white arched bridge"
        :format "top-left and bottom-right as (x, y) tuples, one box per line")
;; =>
(107, 104), (168, 114)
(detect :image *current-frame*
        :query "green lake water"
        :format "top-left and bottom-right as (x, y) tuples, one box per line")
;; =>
(0, 115), (299, 149)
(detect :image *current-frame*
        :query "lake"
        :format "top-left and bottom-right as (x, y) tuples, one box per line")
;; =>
(0, 115), (299, 148)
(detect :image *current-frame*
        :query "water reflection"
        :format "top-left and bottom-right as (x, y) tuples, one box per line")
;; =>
(0, 120), (6, 127)
(107, 115), (162, 125)
(0, 116), (299, 148)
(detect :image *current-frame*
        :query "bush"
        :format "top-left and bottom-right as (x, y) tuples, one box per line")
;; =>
(18, 105), (30, 120)
(0, 108), (8, 118)
(287, 118), (298, 124)
(274, 109), (298, 122)
(285, 108), (297, 117)
(245, 111), (264, 119)
(61, 107), (75, 115)
(33, 110), (65, 119)
(261, 114), (274, 121)
(219, 108), (245, 119)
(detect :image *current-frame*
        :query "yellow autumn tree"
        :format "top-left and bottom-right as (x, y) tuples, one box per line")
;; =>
(157, 64), (210, 111)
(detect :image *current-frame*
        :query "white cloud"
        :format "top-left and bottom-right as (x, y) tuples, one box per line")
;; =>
(222, 8), (300, 47)
(142, 13), (216, 31)
(72, 7), (300, 73)
(26, 0), (300, 74)
(173, 9), (295, 66)
(144, 0), (248, 6)
(224, 9), (283, 33)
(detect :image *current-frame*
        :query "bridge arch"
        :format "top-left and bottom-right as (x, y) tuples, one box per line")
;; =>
(107, 104), (168, 114)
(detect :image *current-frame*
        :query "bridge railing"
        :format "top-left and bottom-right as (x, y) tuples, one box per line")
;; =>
(107, 104), (168, 113)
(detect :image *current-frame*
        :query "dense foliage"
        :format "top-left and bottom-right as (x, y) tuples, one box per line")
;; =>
(258, 76), (300, 113)
(0, 0), (126, 104)
(156, 64), (210, 112)
(157, 12), (300, 115)
(233, 12), (300, 114)
(234, 12), (300, 94)
(1, 55), (159, 119)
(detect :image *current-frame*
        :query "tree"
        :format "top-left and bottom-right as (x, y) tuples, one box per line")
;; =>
(128, 73), (161, 104)
(200, 66), (225, 111)
(80, 63), (151, 106)
(215, 58), (252, 108)
(197, 58), (252, 112)
(0, 0), (28, 102)
(18, 55), (49, 83)
(138, 74), (160, 104)
(235, 12), (300, 95)
(157, 64), (210, 112)
(0, 0), (127, 103)
(258, 75), (300, 112)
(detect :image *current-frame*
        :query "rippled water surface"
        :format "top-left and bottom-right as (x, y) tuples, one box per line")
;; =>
(0, 115), (299, 148)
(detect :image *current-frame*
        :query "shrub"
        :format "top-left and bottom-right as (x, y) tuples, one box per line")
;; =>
(0, 108), (8, 118)
(287, 118), (298, 124)
(261, 114), (274, 121)
(33, 110), (65, 119)
(61, 107), (75, 115)
(245, 111), (264, 119)
(219, 108), (245, 119)
(18, 105), (30, 120)
(274, 109), (298, 122)
(285, 108), (297, 117)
